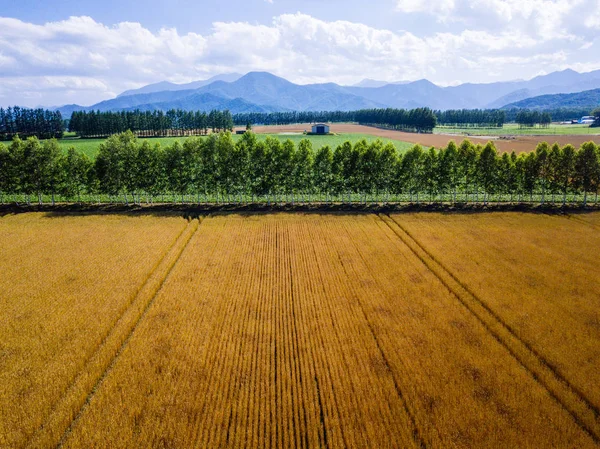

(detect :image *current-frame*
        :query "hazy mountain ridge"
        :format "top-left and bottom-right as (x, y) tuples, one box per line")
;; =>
(56, 68), (600, 117)
(117, 73), (243, 98)
(502, 88), (600, 110)
(121, 93), (285, 114)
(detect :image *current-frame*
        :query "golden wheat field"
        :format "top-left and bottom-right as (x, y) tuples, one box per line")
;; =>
(1, 211), (599, 448)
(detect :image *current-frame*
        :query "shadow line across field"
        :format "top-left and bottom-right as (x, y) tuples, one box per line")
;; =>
(1, 202), (600, 220)
(377, 213), (600, 444)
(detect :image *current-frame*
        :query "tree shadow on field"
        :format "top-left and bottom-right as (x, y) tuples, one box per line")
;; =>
(0, 202), (599, 220)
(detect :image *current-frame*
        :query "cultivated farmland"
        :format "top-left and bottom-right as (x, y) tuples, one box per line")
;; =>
(1, 212), (599, 448)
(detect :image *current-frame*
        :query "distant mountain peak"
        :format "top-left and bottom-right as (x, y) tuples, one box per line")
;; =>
(54, 68), (600, 117)
(239, 71), (291, 82)
(117, 73), (243, 98)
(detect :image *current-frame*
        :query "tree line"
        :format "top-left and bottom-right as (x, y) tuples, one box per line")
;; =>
(69, 109), (234, 138)
(1, 131), (599, 206)
(232, 109), (437, 131)
(0, 107), (64, 141)
(503, 107), (600, 123)
(515, 110), (553, 128)
(591, 107), (600, 128)
(68, 107), (438, 137)
(434, 109), (506, 127)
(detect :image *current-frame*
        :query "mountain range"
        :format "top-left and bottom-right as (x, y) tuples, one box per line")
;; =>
(503, 88), (600, 110)
(56, 69), (600, 117)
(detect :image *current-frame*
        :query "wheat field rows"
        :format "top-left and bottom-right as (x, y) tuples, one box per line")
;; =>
(1, 212), (599, 448)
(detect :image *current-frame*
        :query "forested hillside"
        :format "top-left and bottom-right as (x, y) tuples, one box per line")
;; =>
(504, 89), (600, 110)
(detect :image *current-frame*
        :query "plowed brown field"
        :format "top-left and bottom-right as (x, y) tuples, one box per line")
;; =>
(252, 123), (600, 153)
(1, 212), (599, 448)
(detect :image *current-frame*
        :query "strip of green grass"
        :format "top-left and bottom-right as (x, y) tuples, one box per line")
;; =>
(55, 133), (415, 159)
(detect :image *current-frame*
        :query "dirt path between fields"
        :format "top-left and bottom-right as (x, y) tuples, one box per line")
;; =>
(250, 123), (600, 153)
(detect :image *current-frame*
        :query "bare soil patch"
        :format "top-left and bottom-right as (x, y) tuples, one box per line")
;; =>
(252, 123), (600, 153)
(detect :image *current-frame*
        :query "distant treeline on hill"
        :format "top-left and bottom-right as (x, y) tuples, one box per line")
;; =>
(504, 108), (595, 123)
(68, 108), (439, 138)
(69, 109), (235, 138)
(514, 110), (553, 128)
(233, 108), (438, 132)
(1, 131), (599, 205)
(0, 107), (64, 140)
(3, 105), (599, 142)
(434, 109), (506, 127)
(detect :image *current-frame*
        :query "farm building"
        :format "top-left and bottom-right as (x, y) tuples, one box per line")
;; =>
(311, 123), (330, 134)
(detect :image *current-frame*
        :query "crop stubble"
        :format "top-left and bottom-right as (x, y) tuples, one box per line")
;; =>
(1, 212), (598, 448)
(0, 213), (189, 448)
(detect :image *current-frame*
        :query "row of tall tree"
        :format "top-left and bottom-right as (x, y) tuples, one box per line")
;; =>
(232, 109), (438, 130)
(504, 108), (586, 123)
(68, 107), (439, 137)
(1, 131), (599, 205)
(69, 109), (234, 138)
(435, 109), (506, 127)
(0, 107), (64, 140)
(592, 107), (600, 128)
(515, 110), (553, 128)
(235, 108), (439, 132)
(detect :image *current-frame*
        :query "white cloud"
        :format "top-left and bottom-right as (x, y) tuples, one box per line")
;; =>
(0, 12), (598, 107)
(396, 0), (456, 17)
(585, 1), (600, 28)
(397, 0), (595, 37)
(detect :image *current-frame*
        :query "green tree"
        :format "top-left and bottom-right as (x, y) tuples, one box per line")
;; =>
(457, 139), (477, 196)
(263, 137), (284, 195)
(95, 131), (136, 204)
(231, 132), (255, 195)
(249, 141), (269, 197)
(163, 140), (196, 203)
(0, 143), (10, 203)
(23, 137), (63, 205)
(313, 145), (333, 195)
(555, 144), (576, 205)
(376, 142), (397, 199)
(476, 142), (499, 204)
(398, 145), (424, 200)
(574, 142), (600, 206)
(591, 107), (600, 128)
(497, 152), (518, 200)
(137, 141), (166, 202)
(535, 142), (551, 202)
(331, 142), (352, 195)
(420, 147), (438, 201)
(441, 141), (460, 201)
(214, 132), (237, 195)
(292, 139), (314, 197)
(199, 134), (218, 195)
(61, 147), (92, 203)
(519, 152), (540, 201)
(357, 140), (380, 195)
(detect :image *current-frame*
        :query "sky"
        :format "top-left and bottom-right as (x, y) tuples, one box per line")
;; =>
(1, 0), (600, 107)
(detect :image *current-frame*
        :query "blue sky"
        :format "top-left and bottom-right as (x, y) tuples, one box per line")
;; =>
(1, 0), (599, 107)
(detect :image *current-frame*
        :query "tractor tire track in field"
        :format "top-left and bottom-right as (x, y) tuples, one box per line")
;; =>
(377, 213), (600, 444)
(324, 220), (428, 449)
(26, 217), (202, 449)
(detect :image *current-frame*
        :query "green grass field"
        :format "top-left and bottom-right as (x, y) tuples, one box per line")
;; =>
(434, 123), (599, 136)
(56, 133), (414, 158)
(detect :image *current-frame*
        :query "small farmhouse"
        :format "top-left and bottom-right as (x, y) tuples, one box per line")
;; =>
(311, 123), (330, 134)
